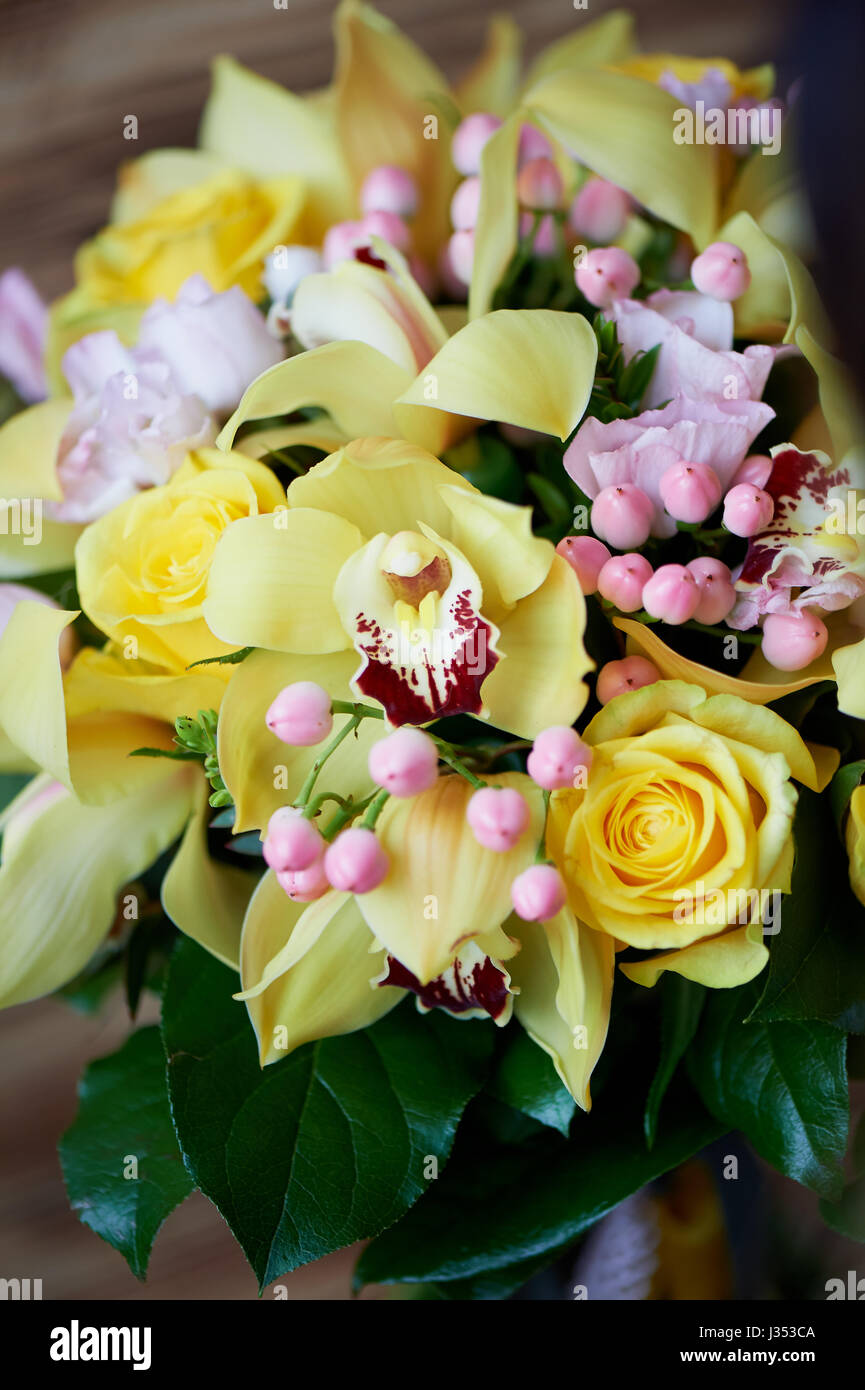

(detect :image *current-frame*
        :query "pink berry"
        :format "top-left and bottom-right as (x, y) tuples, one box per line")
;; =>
(322, 220), (366, 268)
(518, 124), (553, 165)
(361, 210), (411, 253)
(466, 786), (531, 852)
(596, 656), (660, 705)
(324, 827), (389, 894)
(520, 212), (557, 256)
(511, 864), (567, 921)
(723, 483), (774, 538)
(569, 178), (630, 243)
(263, 806), (325, 873)
(642, 564), (700, 624)
(690, 241), (751, 301)
(527, 726), (592, 791)
(266, 681), (333, 747)
(732, 453), (773, 489)
(516, 157), (563, 211)
(368, 727), (439, 797)
(761, 611), (828, 671)
(450, 176), (482, 231)
(360, 165), (418, 218)
(590, 484), (654, 550)
(556, 535), (611, 594)
(452, 112), (502, 175)
(447, 229), (474, 286)
(686, 557), (737, 625)
(659, 460), (722, 524)
(597, 553), (653, 612)
(575, 247), (640, 308)
(277, 859), (329, 903)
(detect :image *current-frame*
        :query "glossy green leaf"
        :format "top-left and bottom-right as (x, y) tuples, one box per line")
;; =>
(644, 975), (705, 1147)
(488, 1024), (576, 1137)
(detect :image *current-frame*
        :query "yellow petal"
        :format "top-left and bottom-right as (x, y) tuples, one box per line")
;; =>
(620, 921), (768, 990)
(0, 766), (193, 1008)
(161, 780), (253, 969)
(217, 342), (409, 452)
(438, 483), (553, 617)
(0, 521), (83, 581)
(395, 309), (597, 445)
(333, 0), (455, 263)
(235, 888), (352, 1000)
(481, 554), (592, 739)
(358, 771), (545, 984)
(510, 908), (615, 1111)
(239, 868), (402, 1064)
(110, 148), (229, 224)
(806, 742), (841, 794)
(216, 647), (382, 833)
(834, 633), (865, 720)
(204, 509), (360, 653)
(522, 10), (636, 89)
(64, 645), (229, 724)
(846, 785), (865, 909)
(524, 68), (718, 247)
(467, 112), (523, 320)
(234, 420), (350, 460)
(614, 617), (833, 705)
(199, 56), (353, 239)
(456, 16), (522, 116)
(0, 399), (71, 501)
(284, 436), (474, 539)
(717, 210), (831, 347)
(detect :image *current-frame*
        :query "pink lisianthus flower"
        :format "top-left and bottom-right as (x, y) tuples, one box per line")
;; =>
(609, 291), (777, 408)
(564, 395), (774, 539)
(0, 269), (48, 402)
(135, 274), (284, 415)
(49, 331), (216, 525)
(728, 445), (865, 629)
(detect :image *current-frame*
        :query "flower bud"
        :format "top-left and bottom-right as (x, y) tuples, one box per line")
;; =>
(555, 535), (611, 594)
(452, 113), (502, 175)
(360, 165), (419, 218)
(527, 727), (592, 791)
(590, 484), (654, 550)
(368, 727), (439, 797)
(596, 656), (660, 704)
(264, 807), (326, 873)
(569, 178), (630, 243)
(761, 611), (828, 671)
(723, 483), (774, 537)
(575, 247), (640, 307)
(642, 564), (700, 624)
(597, 553), (653, 612)
(324, 827), (389, 894)
(690, 241), (751, 301)
(686, 557), (737, 625)
(511, 864), (567, 921)
(659, 460), (722, 524)
(266, 681), (333, 746)
(466, 786), (531, 852)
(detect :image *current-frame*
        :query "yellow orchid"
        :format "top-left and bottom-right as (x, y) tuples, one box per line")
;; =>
(236, 772), (614, 1109)
(204, 435), (591, 742)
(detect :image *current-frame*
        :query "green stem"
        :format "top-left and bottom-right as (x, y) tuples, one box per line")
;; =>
(430, 735), (486, 790)
(294, 715), (360, 812)
(360, 788), (390, 829)
(535, 789), (551, 864)
(330, 699), (385, 720)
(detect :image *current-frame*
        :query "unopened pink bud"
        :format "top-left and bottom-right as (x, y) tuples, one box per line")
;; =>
(361, 210), (411, 253)
(368, 727), (439, 797)
(447, 229), (475, 286)
(517, 157), (563, 211)
(450, 176), (482, 231)
(642, 563), (700, 624)
(264, 807), (326, 873)
(723, 483), (774, 538)
(518, 124), (553, 166)
(511, 864), (567, 921)
(520, 212), (557, 256)
(527, 726), (592, 791)
(569, 178), (630, 243)
(575, 247), (640, 307)
(277, 859), (330, 903)
(596, 656), (660, 705)
(466, 786), (531, 852)
(597, 553), (653, 612)
(322, 220), (367, 268)
(556, 535), (611, 594)
(686, 557), (737, 625)
(360, 165), (419, 218)
(761, 611), (828, 671)
(266, 681), (333, 746)
(452, 112), (502, 175)
(732, 453), (773, 489)
(590, 484), (654, 550)
(324, 827), (389, 894)
(690, 241), (751, 301)
(659, 460), (722, 524)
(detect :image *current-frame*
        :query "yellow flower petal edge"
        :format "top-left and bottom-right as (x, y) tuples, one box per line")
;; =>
(161, 780), (253, 970)
(846, 785), (865, 910)
(620, 922), (769, 990)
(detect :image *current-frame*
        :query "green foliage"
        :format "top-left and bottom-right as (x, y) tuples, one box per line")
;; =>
(644, 975), (705, 1147)
(487, 1024), (576, 1137)
(132, 709), (232, 808)
(583, 314), (661, 423)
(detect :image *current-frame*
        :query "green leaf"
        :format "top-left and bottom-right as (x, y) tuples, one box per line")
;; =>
(526, 472), (572, 526)
(644, 975), (705, 1147)
(820, 1114), (865, 1243)
(162, 938), (493, 1287)
(749, 788), (865, 1032)
(688, 978), (849, 1199)
(488, 1024), (576, 1136)
(355, 1078), (722, 1289)
(830, 759), (865, 833)
(186, 647), (253, 669)
(460, 434), (524, 503)
(59, 1026), (193, 1279)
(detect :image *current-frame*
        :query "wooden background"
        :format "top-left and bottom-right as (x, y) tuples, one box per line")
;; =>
(0, 0), (832, 1303)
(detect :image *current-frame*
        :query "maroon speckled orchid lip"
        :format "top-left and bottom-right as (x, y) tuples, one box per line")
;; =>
(351, 588), (499, 725)
(380, 951), (512, 1021)
(739, 447), (851, 585)
(354, 245), (388, 272)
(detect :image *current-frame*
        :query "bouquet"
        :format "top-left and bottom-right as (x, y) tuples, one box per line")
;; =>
(1, 2), (863, 1301)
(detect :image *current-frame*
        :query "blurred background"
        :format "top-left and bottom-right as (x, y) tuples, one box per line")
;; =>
(1, 0), (863, 1301)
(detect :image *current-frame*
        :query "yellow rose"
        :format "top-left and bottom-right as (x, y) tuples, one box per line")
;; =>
(71, 169), (305, 310)
(846, 785), (865, 908)
(75, 448), (284, 672)
(547, 681), (825, 990)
